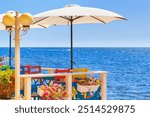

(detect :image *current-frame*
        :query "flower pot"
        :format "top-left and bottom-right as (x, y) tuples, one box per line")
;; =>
(77, 83), (99, 93)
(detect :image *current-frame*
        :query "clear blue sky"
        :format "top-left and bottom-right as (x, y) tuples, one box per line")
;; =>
(0, 0), (150, 47)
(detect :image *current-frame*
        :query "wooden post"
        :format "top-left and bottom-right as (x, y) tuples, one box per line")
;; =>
(24, 77), (31, 100)
(48, 69), (53, 74)
(20, 79), (24, 90)
(14, 12), (21, 100)
(100, 73), (107, 100)
(65, 74), (72, 100)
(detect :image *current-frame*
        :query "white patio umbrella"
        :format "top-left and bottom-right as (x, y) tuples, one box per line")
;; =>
(0, 11), (48, 66)
(33, 4), (127, 69)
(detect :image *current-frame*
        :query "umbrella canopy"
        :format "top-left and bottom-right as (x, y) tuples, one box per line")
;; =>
(0, 11), (48, 66)
(33, 4), (127, 69)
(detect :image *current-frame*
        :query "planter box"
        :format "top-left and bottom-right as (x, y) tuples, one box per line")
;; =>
(77, 83), (99, 93)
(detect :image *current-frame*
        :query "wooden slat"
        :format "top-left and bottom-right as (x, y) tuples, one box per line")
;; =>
(101, 73), (107, 100)
(20, 70), (107, 100)
(24, 77), (31, 100)
(65, 74), (72, 100)
(20, 71), (107, 78)
(14, 12), (21, 100)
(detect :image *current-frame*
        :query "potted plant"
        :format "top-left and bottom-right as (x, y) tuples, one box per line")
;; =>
(0, 69), (15, 99)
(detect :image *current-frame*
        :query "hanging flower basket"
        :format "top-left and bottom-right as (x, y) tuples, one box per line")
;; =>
(77, 83), (99, 93)
(77, 77), (101, 93)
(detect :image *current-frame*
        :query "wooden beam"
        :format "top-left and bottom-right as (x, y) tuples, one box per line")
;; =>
(20, 71), (107, 78)
(20, 71), (107, 100)
(24, 77), (31, 100)
(100, 73), (107, 100)
(14, 12), (21, 100)
(65, 74), (72, 100)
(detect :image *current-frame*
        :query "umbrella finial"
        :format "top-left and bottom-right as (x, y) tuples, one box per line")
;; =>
(65, 4), (80, 8)
(7, 10), (16, 16)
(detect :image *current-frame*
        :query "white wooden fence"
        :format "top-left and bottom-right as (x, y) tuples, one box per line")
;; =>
(20, 68), (107, 100)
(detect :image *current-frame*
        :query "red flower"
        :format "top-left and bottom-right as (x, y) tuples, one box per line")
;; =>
(43, 92), (48, 97)
(62, 91), (67, 96)
(47, 97), (52, 100)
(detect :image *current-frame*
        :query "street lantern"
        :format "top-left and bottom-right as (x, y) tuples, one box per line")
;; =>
(20, 13), (33, 27)
(2, 13), (15, 29)
(2, 12), (15, 67)
(2, 11), (33, 100)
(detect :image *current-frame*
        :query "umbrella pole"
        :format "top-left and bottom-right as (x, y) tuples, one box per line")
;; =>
(70, 18), (73, 70)
(9, 31), (12, 67)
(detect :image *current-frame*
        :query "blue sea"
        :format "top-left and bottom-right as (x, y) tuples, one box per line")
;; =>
(1, 47), (150, 100)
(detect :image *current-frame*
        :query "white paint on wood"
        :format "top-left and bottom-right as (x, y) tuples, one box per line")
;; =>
(20, 71), (107, 100)
(14, 12), (21, 100)
(24, 77), (31, 100)
(20, 71), (107, 78)
(65, 74), (72, 100)
(100, 73), (107, 100)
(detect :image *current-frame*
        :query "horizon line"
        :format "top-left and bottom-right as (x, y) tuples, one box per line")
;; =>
(1, 47), (150, 48)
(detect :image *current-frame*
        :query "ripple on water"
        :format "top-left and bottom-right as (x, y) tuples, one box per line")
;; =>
(1, 47), (150, 100)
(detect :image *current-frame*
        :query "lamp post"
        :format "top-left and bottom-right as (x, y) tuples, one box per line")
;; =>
(9, 30), (12, 67)
(2, 12), (33, 100)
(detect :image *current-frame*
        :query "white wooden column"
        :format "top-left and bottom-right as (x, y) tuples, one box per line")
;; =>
(65, 74), (72, 100)
(24, 77), (31, 100)
(100, 73), (107, 100)
(14, 12), (21, 100)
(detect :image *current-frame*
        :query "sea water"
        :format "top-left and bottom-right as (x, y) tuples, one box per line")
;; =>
(0, 47), (150, 100)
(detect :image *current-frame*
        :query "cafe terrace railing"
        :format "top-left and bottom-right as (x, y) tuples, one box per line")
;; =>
(20, 68), (107, 100)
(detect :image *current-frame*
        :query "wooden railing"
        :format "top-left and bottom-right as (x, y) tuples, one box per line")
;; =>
(20, 69), (107, 100)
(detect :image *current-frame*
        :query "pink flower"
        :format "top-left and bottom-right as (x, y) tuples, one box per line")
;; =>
(40, 83), (68, 100)
(53, 84), (58, 87)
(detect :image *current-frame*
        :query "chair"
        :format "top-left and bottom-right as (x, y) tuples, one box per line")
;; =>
(72, 68), (88, 82)
(10, 66), (26, 75)
(28, 65), (42, 84)
(54, 69), (70, 83)
(23, 65), (42, 100)
(23, 65), (31, 74)
(72, 68), (89, 99)
(21, 65), (42, 84)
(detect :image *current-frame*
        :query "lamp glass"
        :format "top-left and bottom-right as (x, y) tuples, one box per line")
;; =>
(19, 13), (33, 26)
(2, 13), (15, 27)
